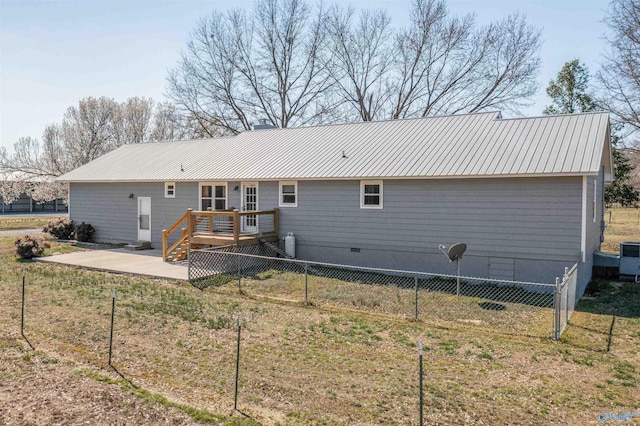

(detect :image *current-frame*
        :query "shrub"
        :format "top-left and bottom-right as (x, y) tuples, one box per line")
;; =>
(15, 234), (50, 259)
(73, 222), (95, 242)
(43, 217), (74, 239)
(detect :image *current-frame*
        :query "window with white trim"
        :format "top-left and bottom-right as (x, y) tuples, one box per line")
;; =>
(279, 181), (298, 207)
(199, 183), (227, 210)
(360, 180), (383, 209)
(164, 182), (175, 198)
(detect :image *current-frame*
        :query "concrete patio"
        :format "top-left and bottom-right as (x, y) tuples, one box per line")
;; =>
(37, 248), (188, 280)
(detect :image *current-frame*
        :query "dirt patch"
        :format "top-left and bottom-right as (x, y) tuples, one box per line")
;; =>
(0, 335), (195, 426)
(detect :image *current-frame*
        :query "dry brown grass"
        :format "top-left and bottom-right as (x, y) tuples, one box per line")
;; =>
(211, 270), (555, 339)
(0, 214), (56, 231)
(602, 207), (640, 253)
(1, 236), (639, 425)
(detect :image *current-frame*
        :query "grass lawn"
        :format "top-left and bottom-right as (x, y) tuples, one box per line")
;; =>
(202, 268), (556, 339)
(1, 235), (639, 425)
(602, 207), (640, 254)
(0, 214), (61, 231)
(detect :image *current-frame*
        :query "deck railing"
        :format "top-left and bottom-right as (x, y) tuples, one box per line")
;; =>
(162, 208), (279, 261)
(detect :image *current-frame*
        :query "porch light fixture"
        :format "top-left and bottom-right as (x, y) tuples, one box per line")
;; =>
(129, 193), (134, 199)
(233, 186), (239, 191)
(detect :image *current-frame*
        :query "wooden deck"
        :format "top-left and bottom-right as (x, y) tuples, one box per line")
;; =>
(162, 208), (279, 261)
(190, 232), (278, 246)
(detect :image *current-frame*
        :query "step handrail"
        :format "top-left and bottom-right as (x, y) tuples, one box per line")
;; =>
(163, 208), (280, 260)
(162, 209), (192, 261)
(165, 228), (189, 260)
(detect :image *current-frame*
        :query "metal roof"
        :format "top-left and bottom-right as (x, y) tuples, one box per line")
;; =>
(58, 111), (612, 182)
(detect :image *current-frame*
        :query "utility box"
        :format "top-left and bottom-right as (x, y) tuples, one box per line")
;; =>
(619, 242), (640, 277)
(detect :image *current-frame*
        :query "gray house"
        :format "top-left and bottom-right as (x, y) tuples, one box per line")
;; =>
(58, 111), (612, 294)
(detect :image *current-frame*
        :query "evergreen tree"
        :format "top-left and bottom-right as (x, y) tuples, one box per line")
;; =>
(605, 132), (639, 207)
(544, 60), (639, 206)
(543, 59), (596, 115)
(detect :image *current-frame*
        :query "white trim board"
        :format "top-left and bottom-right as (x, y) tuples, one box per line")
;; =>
(581, 176), (587, 263)
(59, 172), (600, 184)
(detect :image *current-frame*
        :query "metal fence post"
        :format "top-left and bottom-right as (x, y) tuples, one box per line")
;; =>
(414, 275), (419, 321)
(419, 339), (424, 426)
(20, 268), (25, 339)
(304, 263), (309, 305)
(19, 268), (34, 350)
(237, 254), (242, 293)
(108, 289), (116, 366)
(607, 316), (616, 352)
(234, 313), (242, 411)
(553, 277), (561, 340)
(456, 260), (461, 297)
(564, 267), (569, 325)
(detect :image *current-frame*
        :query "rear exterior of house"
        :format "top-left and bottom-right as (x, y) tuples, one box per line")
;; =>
(60, 111), (612, 295)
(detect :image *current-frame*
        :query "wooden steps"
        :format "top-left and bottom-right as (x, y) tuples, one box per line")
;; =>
(168, 241), (189, 261)
(162, 208), (279, 261)
(124, 241), (152, 251)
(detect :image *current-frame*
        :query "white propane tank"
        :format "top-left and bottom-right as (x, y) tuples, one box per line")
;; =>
(284, 232), (296, 258)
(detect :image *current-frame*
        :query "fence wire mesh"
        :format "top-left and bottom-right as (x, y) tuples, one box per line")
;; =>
(189, 246), (560, 338)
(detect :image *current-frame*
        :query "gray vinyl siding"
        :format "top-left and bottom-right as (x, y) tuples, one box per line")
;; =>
(69, 182), (198, 247)
(581, 169), (605, 295)
(71, 176), (593, 286)
(267, 177), (584, 284)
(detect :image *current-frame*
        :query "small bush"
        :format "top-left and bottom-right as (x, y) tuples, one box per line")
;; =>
(73, 222), (95, 242)
(15, 234), (50, 259)
(42, 217), (74, 239)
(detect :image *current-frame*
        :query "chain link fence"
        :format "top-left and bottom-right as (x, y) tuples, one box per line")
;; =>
(555, 263), (578, 339)
(188, 245), (575, 339)
(7, 250), (582, 423)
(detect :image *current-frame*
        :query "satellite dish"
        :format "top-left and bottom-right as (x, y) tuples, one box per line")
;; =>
(447, 243), (467, 262)
(438, 242), (467, 297)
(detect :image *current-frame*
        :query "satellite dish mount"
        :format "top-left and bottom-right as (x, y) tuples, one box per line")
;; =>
(439, 243), (467, 296)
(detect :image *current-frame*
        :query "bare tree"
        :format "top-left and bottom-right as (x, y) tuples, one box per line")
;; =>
(167, 0), (334, 134)
(151, 102), (187, 141)
(167, 0), (541, 126)
(328, 0), (542, 120)
(324, 7), (395, 121)
(597, 0), (640, 147)
(0, 137), (50, 177)
(60, 97), (119, 168)
(627, 148), (640, 188)
(360, 0), (540, 119)
(112, 97), (155, 145)
(0, 97), (192, 181)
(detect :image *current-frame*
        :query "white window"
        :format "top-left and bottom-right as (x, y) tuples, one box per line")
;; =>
(164, 182), (175, 198)
(199, 183), (227, 210)
(360, 180), (383, 209)
(279, 181), (298, 207)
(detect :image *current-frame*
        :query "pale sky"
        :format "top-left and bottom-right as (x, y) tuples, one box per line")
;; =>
(0, 0), (610, 152)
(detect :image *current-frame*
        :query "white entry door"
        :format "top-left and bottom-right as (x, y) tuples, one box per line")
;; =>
(241, 183), (258, 233)
(137, 197), (151, 241)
